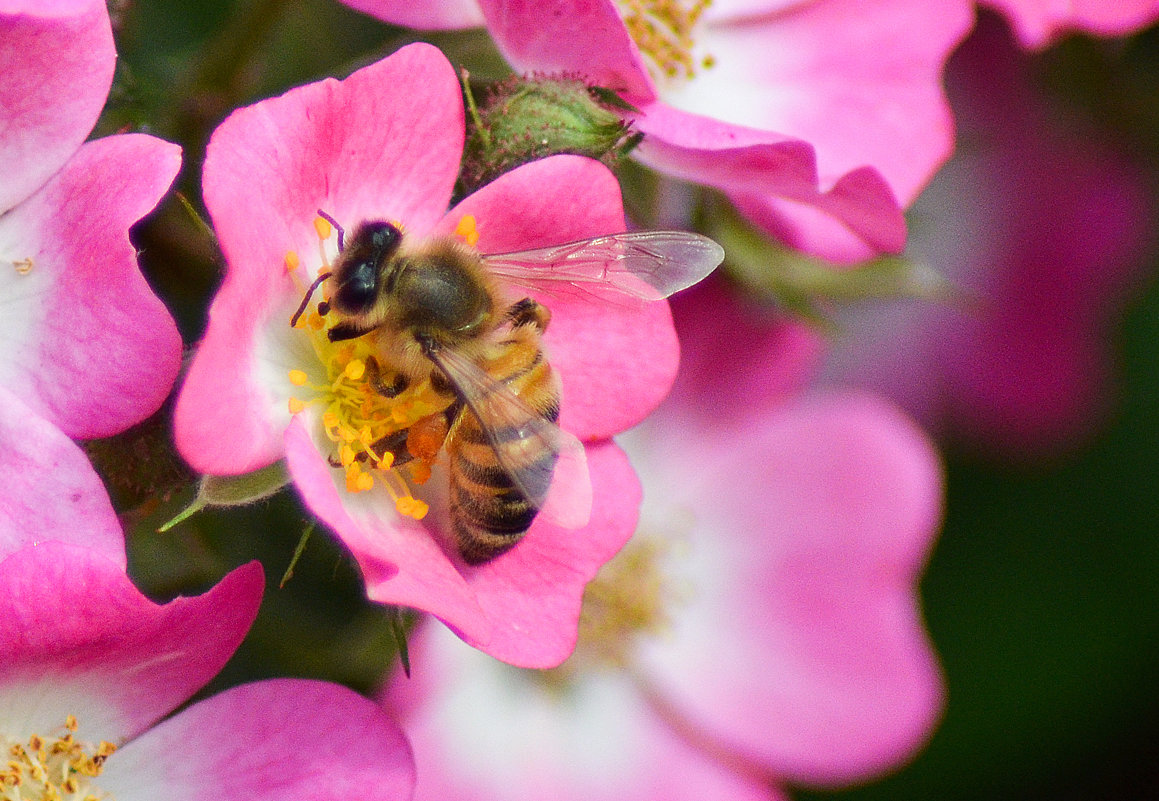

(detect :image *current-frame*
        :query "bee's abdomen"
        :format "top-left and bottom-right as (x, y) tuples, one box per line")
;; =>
(448, 330), (560, 565)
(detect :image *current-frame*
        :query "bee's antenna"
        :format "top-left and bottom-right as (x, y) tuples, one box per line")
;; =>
(316, 209), (346, 251)
(290, 270), (332, 328)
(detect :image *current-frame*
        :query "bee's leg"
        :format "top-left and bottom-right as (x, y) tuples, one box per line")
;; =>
(327, 321), (372, 342)
(503, 298), (551, 331)
(364, 356), (408, 398)
(369, 429), (414, 468)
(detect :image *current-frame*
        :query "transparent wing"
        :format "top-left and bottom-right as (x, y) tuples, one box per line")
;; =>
(425, 345), (592, 530)
(483, 231), (725, 303)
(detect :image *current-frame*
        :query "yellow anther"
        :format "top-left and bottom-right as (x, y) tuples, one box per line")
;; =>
(288, 397), (305, 415)
(453, 214), (480, 247)
(288, 369), (309, 386)
(284, 250), (300, 272)
(307, 312), (325, 331)
(343, 359), (366, 381)
(314, 215), (333, 241)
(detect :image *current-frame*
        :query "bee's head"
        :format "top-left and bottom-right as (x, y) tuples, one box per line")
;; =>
(329, 221), (402, 315)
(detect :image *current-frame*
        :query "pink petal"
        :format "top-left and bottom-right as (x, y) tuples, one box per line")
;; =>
(631, 103), (908, 258)
(477, 0), (656, 103)
(286, 417), (639, 667)
(0, 135), (182, 438)
(0, 548), (262, 743)
(102, 679), (415, 801)
(0, 389), (124, 564)
(982, 0), (1159, 47)
(339, 0), (484, 28)
(666, 277), (824, 426)
(385, 622), (784, 801)
(822, 14), (1156, 457)
(0, 0), (113, 213)
(631, 392), (944, 785)
(437, 155), (679, 439)
(664, 0), (973, 208)
(177, 43), (464, 473)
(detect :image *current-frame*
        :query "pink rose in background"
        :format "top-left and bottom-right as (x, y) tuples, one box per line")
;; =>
(980, 0), (1159, 47)
(175, 43), (681, 668)
(337, 0), (973, 263)
(0, 0), (182, 438)
(0, 390), (416, 800)
(820, 13), (1155, 459)
(383, 280), (945, 799)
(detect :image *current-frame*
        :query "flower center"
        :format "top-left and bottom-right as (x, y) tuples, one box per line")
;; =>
(285, 215), (484, 521)
(1, 716), (116, 801)
(542, 534), (684, 686)
(616, 0), (715, 82)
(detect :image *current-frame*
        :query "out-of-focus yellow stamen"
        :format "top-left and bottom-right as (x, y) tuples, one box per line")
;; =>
(616, 0), (714, 81)
(313, 215), (333, 242)
(284, 250), (300, 273)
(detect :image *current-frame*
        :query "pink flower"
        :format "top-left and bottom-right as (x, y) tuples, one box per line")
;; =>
(383, 280), (945, 799)
(0, 0), (182, 438)
(820, 14), (1155, 458)
(338, 0), (973, 262)
(980, 0), (1159, 47)
(175, 43), (679, 668)
(0, 390), (416, 800)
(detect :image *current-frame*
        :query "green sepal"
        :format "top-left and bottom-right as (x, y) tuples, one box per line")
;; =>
(159, 461), (291, 531)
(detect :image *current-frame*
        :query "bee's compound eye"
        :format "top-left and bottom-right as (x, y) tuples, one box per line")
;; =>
(364, 221), (401, 251)
(333, 259), (379, 313)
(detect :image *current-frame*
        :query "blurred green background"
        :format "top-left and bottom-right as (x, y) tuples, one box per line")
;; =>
(96, 2), (1159, 798)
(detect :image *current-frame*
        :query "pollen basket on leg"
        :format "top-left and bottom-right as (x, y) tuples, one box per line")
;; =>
(1, 716), (117, 801)
(616, 0), (715, 81)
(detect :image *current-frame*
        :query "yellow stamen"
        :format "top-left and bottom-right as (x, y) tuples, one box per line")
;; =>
(313, 215), (332, 242)
(284, 250), (300, 272)
(1, 717), (115, 801)
(288, 369), (309, 386)
(616, 0), (714, 81)
(453, 215), (480, 248)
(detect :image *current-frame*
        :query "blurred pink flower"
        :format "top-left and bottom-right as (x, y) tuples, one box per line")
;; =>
(820, 14), (1155, 459)
(0, 389), (416, 800)
(0, 0), (182, 438)
(980, 0), (1159, 47)
(383, 280), (945, 799)
(339, 0), (973, 262)
(174, 43), (678, 668)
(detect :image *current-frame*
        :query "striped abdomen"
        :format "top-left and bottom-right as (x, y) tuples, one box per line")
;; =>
(446, 305), (560, 564)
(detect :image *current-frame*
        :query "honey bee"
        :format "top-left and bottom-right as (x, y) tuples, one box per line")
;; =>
(292, 212), (724, 564)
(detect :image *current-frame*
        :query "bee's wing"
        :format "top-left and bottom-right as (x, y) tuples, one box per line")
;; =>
(483, 231), (725, 303)
(425, 345), (592, 531)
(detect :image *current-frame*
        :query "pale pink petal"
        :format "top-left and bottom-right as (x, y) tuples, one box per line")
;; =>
(629, 392), (944, 785)
(663, 0), (973, 208)
(631, 104), (907, 258)
(0, 0), (113, 213)
(340, 0), (484, 28)
(0, 135), (182, 438)
(982, 0), (1159, 47)
(287, 415), (639, 668)
(0, 549), (262, 743)
(478, 0), (656, 102)
(436, 155), (678, 439)
(177, 43), (464, 473)
(0, 389), (124, 564)
(102, 679), (415, 801)
(385, 622), (784, 801)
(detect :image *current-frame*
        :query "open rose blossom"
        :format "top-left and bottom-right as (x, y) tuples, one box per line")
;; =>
(980, 0), (1159, 47)
(0, 0), (182, 438)
(0, 389), (416, 800)
(174, 42), (682, 668)
(383, 279), (944, 800)
(338, 0), (973, 263)
(820, 14), (1155, 459)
